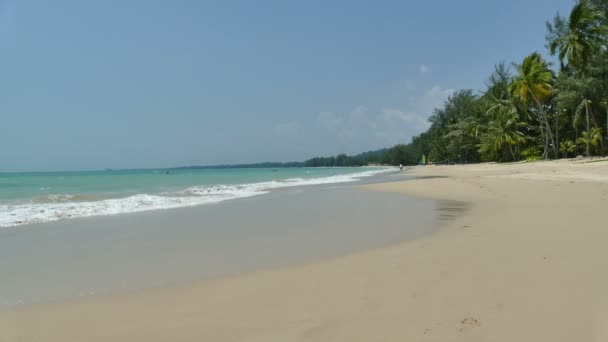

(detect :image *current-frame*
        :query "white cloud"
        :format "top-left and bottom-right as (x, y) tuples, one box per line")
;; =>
(317, 111), (344, 129)
(315, 85), (453, 149)
(271, 85), (454, 157)
(419, 64), (431, 74)
(317, 106), (369, 140)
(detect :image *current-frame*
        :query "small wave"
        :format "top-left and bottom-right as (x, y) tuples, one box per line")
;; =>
(46, 194), (75, 203)
(0, 168), (394, 228)
(29, 194), (107, 204)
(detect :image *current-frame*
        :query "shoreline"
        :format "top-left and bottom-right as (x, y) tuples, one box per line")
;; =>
(0, 175), (439, 310)
(2, 159), (608, 341)
(0, 167), (396, 228)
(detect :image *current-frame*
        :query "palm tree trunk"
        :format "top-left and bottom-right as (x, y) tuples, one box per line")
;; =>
(540, 125), (547, 159)
(541, 123), (549, 159)
(575, 128), (579, 156)
(604, 101), (608, 156)
(586, 101), (591, 157)
(508, 144), (516, 161)
(531, 93), (557, 159)
(605, 102), (608, 156)
(555, 113), (559, 159)
(544, 115), (557, 159)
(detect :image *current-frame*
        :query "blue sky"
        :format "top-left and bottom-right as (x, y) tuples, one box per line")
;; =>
(1, 0), (574, 171)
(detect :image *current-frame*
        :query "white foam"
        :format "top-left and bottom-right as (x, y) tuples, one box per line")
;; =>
(0, 168), (394, 228)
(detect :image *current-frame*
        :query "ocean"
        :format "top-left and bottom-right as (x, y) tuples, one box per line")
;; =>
(0, 167), (393, 227)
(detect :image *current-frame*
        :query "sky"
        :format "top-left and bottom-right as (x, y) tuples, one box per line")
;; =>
(0, 0), (575, 171)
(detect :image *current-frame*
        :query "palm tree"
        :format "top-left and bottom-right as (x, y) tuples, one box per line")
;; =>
(574, 97), (592, 129)
(577, 127), (603, 156)
(573, 98), (603, 155)
(509, 52), (556, 159)
(479, 106), (528, 161)
(445, 116), (483, 163)
(549, 1), (607, 156)
(549, 0), (606, 70)
(590, 127), (604, 152)
(559, 139), (576, 157)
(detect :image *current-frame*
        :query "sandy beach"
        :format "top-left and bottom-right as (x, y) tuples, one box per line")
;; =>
(2, 158), (608, 341)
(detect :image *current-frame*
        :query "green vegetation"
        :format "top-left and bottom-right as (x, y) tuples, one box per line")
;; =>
(362, 0), (608, 166)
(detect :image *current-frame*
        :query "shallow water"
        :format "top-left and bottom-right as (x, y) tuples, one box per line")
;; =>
(0, 175), (444, 309)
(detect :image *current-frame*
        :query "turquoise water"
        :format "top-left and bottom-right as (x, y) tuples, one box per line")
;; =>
(0, 168), (374, 202)
(0, 167), (392, 227)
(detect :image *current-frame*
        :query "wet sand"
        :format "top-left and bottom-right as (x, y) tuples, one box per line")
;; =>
(0, 176), (438, 308)
(2, 159), (608, 341)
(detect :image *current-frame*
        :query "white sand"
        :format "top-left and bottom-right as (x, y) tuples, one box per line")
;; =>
(1, 158), (607, 341)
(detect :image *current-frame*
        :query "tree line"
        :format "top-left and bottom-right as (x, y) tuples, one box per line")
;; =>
(391, 0), (608, 165)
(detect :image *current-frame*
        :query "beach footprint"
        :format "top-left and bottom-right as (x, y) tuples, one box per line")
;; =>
(459, 316), (481, 333)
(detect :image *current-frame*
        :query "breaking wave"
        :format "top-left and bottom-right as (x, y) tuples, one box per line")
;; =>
(0, 168), (392, 227)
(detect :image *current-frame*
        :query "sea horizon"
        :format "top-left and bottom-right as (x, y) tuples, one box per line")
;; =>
(0, 164), (386, 174)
